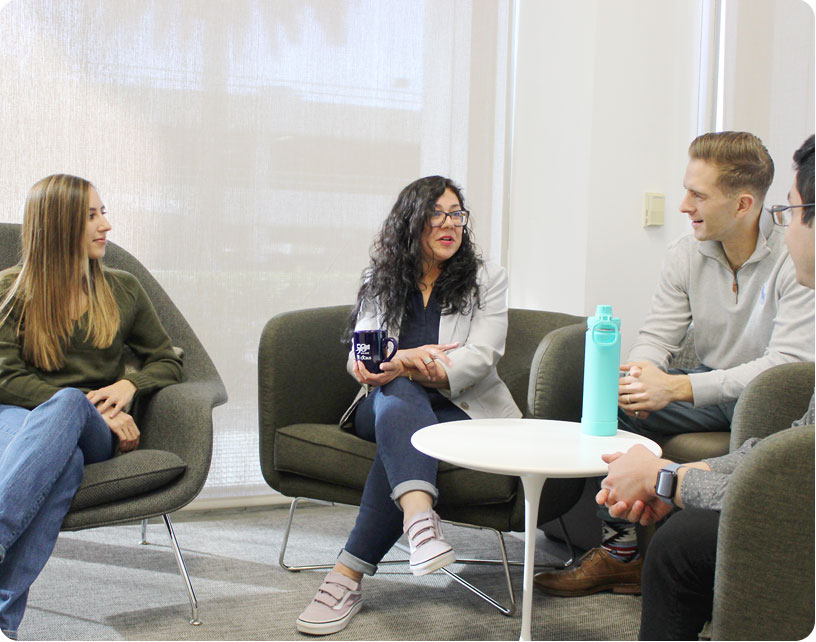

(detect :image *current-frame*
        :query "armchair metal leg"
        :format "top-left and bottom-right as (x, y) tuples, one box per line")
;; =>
(279, 498), (520, 616)
(555, 516), (578, 568)
(279, 497), (337, 572)
(139, 518), (148, 545)
(162, 514), (202, 626)
(278, 497), (435, 572)
(528, 516), (579, 570)
(393, 522), (517, 616)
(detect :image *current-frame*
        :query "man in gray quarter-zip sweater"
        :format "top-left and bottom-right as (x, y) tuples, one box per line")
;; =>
(534, 131), (815, 598)
(619, 131), (814, 424)
(594, 135), (816, 640)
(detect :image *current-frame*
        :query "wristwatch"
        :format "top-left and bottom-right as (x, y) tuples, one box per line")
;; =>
(654, 462), (684, 506)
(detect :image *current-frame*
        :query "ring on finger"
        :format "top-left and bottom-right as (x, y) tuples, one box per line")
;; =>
(423, 357), (433, 365)
(626, 394), (631, 404)
(635, 410), (640, 418)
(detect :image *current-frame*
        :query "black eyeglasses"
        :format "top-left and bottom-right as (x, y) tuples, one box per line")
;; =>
(766, 203), (815, 226)
(429, 209), (469, 227)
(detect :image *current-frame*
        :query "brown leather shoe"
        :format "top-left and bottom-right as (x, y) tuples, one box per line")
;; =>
(533, 547), (642, 596)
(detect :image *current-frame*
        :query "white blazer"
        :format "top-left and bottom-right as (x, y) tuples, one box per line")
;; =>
(340, 262), (521, 425)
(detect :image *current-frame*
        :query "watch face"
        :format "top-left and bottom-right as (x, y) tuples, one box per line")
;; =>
(655, 469), (676, 499)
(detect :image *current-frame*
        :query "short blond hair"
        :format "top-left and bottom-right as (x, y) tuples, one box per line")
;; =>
(689, 131), (774, 201)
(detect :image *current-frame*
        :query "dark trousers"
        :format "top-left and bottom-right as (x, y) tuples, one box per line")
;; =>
(639, 508), (719, 640)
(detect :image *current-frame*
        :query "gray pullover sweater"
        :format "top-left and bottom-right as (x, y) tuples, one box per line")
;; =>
(628, 210), (814, 407)
(681, 394), (815, 511)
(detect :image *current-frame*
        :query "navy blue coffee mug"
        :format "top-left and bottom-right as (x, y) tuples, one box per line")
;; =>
(353, 329), (398, 374)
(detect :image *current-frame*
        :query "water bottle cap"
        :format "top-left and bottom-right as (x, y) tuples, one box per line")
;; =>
(587, 304), (621, 330)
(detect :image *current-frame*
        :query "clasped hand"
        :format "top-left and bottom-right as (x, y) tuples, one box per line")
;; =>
(86, 379), (140, 452)
(595, 445), (672, 526)
(618, 361), (690, 418)
(353, 342), (459, 387)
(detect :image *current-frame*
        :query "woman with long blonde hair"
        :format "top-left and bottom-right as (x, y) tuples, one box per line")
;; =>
(0, 174), (182, 640)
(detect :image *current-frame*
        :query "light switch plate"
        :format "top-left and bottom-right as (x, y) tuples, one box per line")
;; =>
(644, 192), (665, 227)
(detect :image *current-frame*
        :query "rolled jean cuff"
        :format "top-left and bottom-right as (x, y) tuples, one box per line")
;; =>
(390, 480), (438, 509)
(0, 542), (5, 564)
(2, 629), (18, 640)
(337, 548), (378, 576)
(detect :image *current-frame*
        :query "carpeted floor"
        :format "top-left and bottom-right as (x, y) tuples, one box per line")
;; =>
(20, 503), (641, 641)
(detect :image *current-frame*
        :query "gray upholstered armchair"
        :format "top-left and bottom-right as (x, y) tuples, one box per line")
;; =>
(709, 361), (814, 640)
(258, 305), (587, 615)
(0, 223), (228, 625)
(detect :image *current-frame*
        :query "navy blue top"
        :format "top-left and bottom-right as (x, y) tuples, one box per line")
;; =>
(399, 287), (441, 349)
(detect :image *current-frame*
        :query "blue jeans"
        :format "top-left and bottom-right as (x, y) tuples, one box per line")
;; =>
(0, 388), (115, 639)
(338, 377), (469, 575)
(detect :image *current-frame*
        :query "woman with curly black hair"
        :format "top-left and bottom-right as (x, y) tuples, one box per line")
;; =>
(297, 175), (521, 636)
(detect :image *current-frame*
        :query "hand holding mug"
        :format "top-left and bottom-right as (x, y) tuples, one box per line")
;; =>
(353, 329), (398, 375)
(354, 358), (403, 387)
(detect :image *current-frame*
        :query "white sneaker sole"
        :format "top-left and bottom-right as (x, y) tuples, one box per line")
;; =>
(410, 548), (457, 576)
(296, 599), (363, 636)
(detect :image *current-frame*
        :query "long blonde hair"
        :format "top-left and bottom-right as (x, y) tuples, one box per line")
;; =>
(0, 174), (120, 371)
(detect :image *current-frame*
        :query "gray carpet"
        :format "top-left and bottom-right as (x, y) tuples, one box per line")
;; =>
(21, 503), (641, 640)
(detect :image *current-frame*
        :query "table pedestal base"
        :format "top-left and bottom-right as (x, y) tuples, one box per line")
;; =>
(520, 474), (545, 641)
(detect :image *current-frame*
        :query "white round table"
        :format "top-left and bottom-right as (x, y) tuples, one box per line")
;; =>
(411, 418), (662, 641)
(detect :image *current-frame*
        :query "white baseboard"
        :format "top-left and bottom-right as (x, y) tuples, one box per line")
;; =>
(180, 493), (292, 512)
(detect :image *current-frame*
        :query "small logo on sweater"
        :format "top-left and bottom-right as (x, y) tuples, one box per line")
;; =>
(760, 284), (766, 305)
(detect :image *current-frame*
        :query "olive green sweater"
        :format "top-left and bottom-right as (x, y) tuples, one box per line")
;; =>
(0, 268), (183, 409)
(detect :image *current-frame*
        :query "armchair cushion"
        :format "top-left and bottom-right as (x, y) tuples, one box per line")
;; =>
(275, 423), (517, 505)
(658, 432), (732, 463)
(69, 449), (187, 511)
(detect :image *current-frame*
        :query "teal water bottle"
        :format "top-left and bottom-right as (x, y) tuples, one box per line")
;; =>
(581, 304), (621, 436)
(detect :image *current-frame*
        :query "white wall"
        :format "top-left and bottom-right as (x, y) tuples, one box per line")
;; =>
(507, 0), (701, 353)
(508, 0), (815, 355)
(505, 1), (596, 317)
(723, 0), (815, 206)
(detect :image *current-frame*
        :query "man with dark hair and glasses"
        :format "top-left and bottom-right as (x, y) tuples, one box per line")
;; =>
(590, 134), (815, 641)
(534, 132), (815, 597)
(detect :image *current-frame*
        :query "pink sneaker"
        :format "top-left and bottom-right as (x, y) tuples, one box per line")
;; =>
(404, 510), (456, 576)
(296, 571), (363, 635)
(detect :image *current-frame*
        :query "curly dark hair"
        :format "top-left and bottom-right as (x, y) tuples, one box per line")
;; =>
(348, 175), (483, 338)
